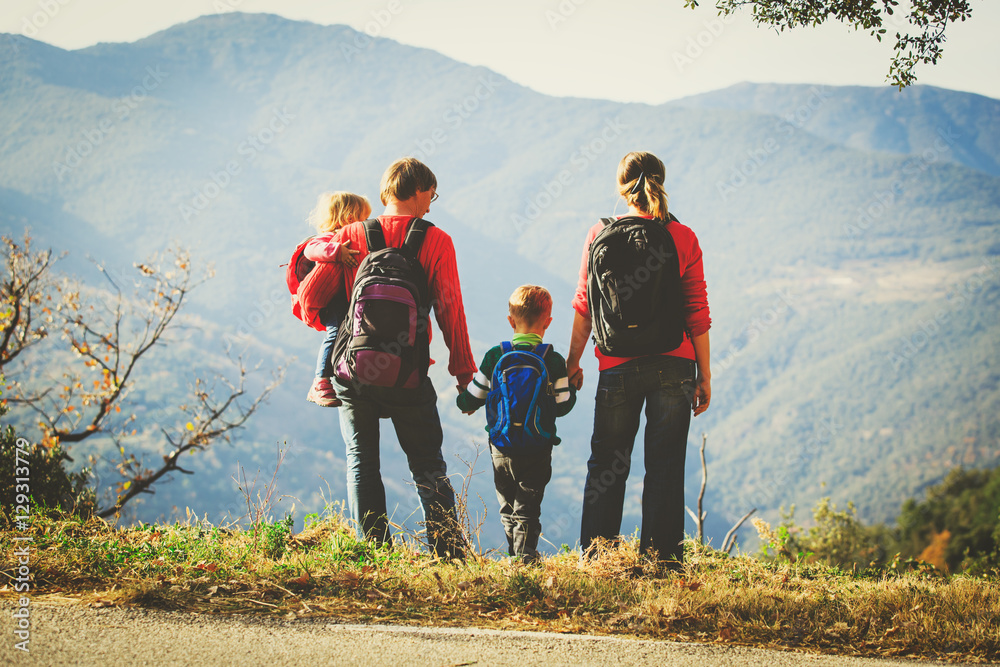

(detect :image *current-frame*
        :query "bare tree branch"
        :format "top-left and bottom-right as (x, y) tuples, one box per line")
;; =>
(1, 233), (61, 373)
(98, 359), (284, 518)
(723, 508), (758, 554)
(12, 247), (212, 445)
(4, 229), (282, 519)
(685, 432), (709, 545)
(697, 432), (707, 545)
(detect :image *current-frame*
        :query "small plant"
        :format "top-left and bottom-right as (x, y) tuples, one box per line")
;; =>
(262, 513), (294, 560)
(449, 442), (489, 559)
(753, 517), (792, 560)
(232, 442), (290, 557)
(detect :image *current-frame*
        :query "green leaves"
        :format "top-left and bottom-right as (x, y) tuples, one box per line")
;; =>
(705, 0), (974, 87)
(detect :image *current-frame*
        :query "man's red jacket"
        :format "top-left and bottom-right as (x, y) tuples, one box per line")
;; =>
(297, 215), (477, 387)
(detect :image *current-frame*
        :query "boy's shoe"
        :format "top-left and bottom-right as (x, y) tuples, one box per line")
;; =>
(519, 552), (542, 567)
(306, 378), (341, 407)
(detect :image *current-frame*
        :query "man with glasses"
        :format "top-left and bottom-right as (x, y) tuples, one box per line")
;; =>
(299, 157), (477, 558)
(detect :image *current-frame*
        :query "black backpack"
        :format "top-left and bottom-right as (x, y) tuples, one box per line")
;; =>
(586, 214), (685, 357)
(331, 218), (433, 389)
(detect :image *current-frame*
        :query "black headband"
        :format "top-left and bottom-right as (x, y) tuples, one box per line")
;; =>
(629, 171), (647, 194)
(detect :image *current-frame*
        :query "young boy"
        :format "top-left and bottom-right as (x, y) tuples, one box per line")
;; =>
(457, 285), (576, 563)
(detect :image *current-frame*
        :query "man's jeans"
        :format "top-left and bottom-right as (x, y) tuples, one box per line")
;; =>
(580, 355), (695, 565)
(333, 375), (464, 558)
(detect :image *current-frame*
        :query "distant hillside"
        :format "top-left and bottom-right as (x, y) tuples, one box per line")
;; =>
(673, 82), (1000, 177)
(1, 13), (998, 551)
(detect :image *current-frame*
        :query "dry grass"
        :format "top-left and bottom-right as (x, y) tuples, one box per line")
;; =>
(2, 511), (997, 662)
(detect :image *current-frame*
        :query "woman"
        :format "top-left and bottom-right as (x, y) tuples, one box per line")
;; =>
(566, 151), (711, 568)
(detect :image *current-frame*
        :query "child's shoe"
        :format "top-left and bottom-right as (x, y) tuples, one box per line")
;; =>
(306, 377), (341, 407)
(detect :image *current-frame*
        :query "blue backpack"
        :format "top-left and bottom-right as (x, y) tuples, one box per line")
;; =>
(486, 342), (556, 453)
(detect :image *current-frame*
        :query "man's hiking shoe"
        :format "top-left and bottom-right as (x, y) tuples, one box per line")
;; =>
(307, 377), (341, 407)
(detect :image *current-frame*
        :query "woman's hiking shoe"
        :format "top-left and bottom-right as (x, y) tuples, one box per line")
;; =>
(306, 377), (341, 407)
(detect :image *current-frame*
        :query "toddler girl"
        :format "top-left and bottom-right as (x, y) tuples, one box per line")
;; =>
(305, 191), (370, 407)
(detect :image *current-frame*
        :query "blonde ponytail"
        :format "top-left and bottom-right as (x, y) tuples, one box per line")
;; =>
(643, 175), (669, 221)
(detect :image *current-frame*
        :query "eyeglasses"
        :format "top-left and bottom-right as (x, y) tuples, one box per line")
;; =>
(430, 191), (439, 203)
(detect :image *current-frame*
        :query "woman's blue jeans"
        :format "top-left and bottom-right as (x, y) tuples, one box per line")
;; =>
(332, 374), (464, 558)
(580, 355), (695, 565)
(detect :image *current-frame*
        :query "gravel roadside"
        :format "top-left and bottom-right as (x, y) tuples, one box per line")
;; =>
(0, 601), (986, 666)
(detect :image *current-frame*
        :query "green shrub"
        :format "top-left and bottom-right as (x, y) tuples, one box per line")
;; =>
(778, 498), (897, 570)
(0, 408), (96, 524)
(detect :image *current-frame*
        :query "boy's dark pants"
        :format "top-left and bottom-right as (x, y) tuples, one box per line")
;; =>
(489, 444), (552, 561)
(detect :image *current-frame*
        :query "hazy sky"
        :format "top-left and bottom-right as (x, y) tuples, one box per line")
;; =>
(3, 0), (998, 103)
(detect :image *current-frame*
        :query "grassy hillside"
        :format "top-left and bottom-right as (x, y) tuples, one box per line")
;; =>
(0, 511), (997, 662)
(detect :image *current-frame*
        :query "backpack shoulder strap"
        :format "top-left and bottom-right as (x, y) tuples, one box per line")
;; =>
(599, 217), (614, 228)
(532, 344), (553, 392)
(402, 217), (434, 255)
(363, 219), (386, 252)
(500, 341), (513, 355)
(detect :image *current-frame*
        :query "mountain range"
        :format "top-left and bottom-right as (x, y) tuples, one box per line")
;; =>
(1, 13), (998, 552)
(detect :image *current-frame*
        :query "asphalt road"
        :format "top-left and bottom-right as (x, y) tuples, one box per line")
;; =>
(0, 601), (986, 666)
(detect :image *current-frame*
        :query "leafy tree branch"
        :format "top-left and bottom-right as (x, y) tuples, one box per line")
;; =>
(685, 0), (974, 87)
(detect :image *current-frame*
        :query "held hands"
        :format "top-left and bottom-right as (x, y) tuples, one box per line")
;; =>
(456, 383), (477, 416)
(568, 362), (584, 390)
(692, 373), (711, 416)
(339, 240), (360, 268)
